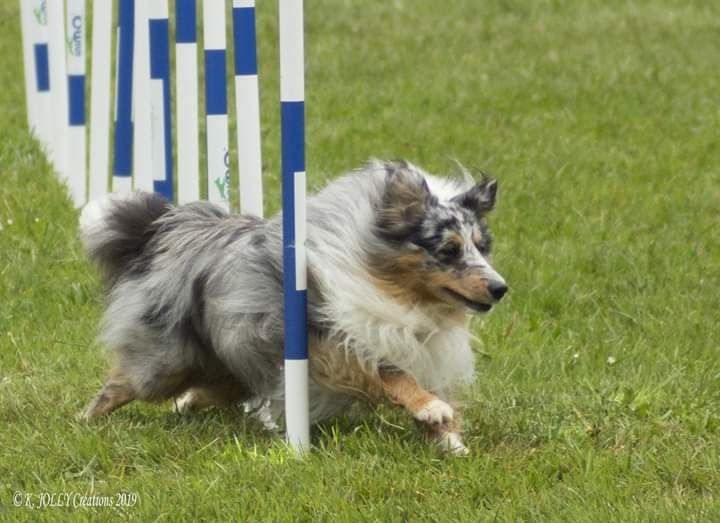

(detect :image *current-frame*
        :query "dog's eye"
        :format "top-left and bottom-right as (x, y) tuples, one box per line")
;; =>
(438, 243), (461, 259)
(475, 238), (492, 256)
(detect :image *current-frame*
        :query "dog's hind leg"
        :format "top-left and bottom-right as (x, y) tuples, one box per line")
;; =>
(80, 370), (137, 419)
(174, 380), (248, 414)
(174, 388), (211, 414)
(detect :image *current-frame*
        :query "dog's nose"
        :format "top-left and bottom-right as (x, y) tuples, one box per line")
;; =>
(488, 281), (508, 301)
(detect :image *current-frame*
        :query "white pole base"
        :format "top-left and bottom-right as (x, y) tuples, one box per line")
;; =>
(284, 358), (310, 454)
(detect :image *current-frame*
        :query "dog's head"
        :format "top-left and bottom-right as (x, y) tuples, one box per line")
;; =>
(371, 161), (507, 313)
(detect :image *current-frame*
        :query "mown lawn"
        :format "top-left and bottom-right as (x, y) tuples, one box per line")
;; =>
(1, 0), (719, 520)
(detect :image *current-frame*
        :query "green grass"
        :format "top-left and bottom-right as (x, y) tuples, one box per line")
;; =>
(2, 0), (720, 520)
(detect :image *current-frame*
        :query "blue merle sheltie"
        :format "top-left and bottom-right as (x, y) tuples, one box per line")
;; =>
(79, 160), (508, 455)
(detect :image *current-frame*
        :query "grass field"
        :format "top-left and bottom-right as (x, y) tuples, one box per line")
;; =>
(2, 0), (720, 520)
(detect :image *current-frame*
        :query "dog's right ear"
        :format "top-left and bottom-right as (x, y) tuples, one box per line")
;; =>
(376, 161), (432, 241)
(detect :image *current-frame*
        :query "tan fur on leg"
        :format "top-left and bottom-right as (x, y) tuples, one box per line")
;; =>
(379, 371), (468, 453)
(308, 336), (466, 453)
(310, 337), (453, 423)
(379, 371), (438, 413)
(308, 336), (385, 400)
(80, 371), (136, 419)
(379, 370), (455, 425)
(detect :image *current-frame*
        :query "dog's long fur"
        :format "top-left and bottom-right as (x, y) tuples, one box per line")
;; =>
(79, 160), (507, 454)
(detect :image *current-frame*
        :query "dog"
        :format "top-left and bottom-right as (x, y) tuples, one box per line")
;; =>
(79, 160), (507, 455)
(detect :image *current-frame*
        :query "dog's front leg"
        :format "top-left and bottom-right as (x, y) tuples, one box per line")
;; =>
(379, 369), (452, 424)
(309, 339), (469, 454)
(379, 369), (468, 455)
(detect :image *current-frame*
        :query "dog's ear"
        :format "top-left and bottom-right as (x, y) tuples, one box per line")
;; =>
(452, 178), (497, 218)
(376, 161), (432, 241)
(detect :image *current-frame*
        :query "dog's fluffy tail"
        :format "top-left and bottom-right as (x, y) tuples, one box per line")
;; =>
(79, 191), (172, 284)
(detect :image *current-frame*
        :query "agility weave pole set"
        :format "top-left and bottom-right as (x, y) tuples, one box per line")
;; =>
(19, 0), (310, 452)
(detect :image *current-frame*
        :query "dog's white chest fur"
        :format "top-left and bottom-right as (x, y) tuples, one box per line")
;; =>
(331, 294), (476, 393)
(312, 256), (476, 394)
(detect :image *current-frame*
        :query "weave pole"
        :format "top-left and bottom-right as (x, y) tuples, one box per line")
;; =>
(19, 0), (39, 138)
(19, 1), (312, 447)
(279, 0), (310, 453)
(21, 0), (51, 149)
(46, 0), (68, 181)
(113, 0), (134, 194)
(233, 0), (263, 217)
(89, 0), (112, 200)
(66, 0), (87, 206)
(203, 0), (230, 211)
(132, 0), (153, 193)
(175, 0), (200, 204)
(150, 1), (173, 200)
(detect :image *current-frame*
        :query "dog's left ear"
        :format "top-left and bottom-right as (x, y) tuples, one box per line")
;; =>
(452, 179), (497, 217)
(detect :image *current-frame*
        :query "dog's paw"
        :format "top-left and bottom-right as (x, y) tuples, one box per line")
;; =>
(244, 399), (280, 432)
(414, 398), (454, 425)
(174, 390), (197, 414)
(437, 431), (469, 456)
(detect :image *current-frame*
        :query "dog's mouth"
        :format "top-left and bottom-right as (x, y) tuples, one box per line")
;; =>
(441, 288), (492, 313)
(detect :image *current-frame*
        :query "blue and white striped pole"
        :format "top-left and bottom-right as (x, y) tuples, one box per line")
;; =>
(113, 0), (135, 194)
(46, 0), (68, 181)
(203, 0), (230, 211)
(21, 0), (51, 149)
(20, 0), (39, 139)
(233, 0), (263, 217)
(66, 0), (87, 207)
(89, 0), (113, 200)
(279, 0), (310, 453)
(149, 1), (173, 200)
(132, 0), (154, 193)
(175, 0), (200, 204)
